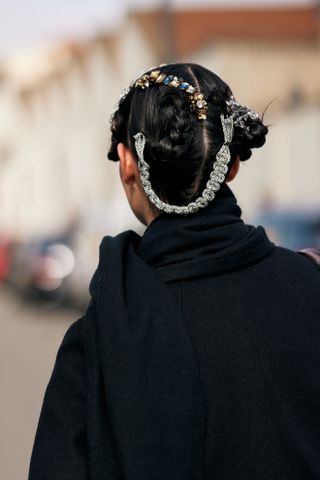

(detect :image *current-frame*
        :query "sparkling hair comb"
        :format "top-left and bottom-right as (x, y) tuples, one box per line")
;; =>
(226, 95), (259, 130)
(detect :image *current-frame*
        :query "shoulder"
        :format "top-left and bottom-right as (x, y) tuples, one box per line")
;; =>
(265, 245), (320, 286)
(99, 230), (141, 250)
(91, 230), (141, 278)
(54, 315), (86, 377)
(297, 247), (320, 267)
(271, 245), (320, 268)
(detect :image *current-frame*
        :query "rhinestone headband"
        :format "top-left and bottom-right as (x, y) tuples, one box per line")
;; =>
(133, 113), (234, 215)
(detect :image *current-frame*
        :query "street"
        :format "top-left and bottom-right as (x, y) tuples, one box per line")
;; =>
(0, 285), (83, 480)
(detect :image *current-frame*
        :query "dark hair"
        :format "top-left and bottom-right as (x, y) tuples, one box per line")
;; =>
(107, 63), (268, 207)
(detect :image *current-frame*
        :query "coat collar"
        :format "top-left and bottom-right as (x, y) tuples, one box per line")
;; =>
(136, 184), (275, 282)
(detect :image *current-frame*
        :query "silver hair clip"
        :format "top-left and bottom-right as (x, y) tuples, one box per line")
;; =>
(226, 95), (259, 130)
(133, 113), (234, 215)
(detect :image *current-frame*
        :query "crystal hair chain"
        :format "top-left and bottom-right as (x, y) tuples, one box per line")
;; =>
(133, 113), (234, 215)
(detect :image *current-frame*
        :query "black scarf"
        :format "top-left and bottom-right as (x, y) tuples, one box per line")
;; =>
(84, 184), (274, 479)
(136, 183), (273, 282)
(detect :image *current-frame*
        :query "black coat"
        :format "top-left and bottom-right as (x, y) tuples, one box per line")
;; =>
(28, 184), (320, 480)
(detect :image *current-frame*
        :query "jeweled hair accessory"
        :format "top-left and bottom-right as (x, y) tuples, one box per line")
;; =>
(134, 69), (208, 120)
(133, 113), (234, 215)
(226, 95), (259, 130)
(109, 64), (260, 215)
(109, 64), (167, 124)
(109, 64), (208, 123)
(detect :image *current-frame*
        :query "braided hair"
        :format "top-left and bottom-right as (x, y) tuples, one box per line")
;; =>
(108, 63), (268, 207)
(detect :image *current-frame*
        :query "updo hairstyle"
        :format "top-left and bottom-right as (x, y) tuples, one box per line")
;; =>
(108, 63), (268, 206)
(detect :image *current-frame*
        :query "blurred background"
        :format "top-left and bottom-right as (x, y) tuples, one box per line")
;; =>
(0, 0), (319, 478)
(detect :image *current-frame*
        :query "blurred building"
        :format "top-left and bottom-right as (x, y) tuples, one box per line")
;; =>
(0, 3), (319, 242)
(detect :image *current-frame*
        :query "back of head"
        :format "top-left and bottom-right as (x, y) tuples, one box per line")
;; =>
(108, 63), (268, 209)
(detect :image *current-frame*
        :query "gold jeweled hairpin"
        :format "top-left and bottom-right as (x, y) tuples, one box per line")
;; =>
(134, 70), (208, 120)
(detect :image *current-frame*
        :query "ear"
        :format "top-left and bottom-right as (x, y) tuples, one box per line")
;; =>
(226, 155), (240, 183)
(117, 143), (137, 185)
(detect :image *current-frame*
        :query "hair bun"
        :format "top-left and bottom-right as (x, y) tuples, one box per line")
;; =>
(243, 118), (268, 148)
(231, 116), (268, 161)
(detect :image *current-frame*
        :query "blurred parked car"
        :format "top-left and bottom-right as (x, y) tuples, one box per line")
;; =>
(5, 227), (98, 308)
(8, 236), (75, 303)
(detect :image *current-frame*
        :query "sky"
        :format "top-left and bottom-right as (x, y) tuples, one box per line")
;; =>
(0, 0), (313, 59)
